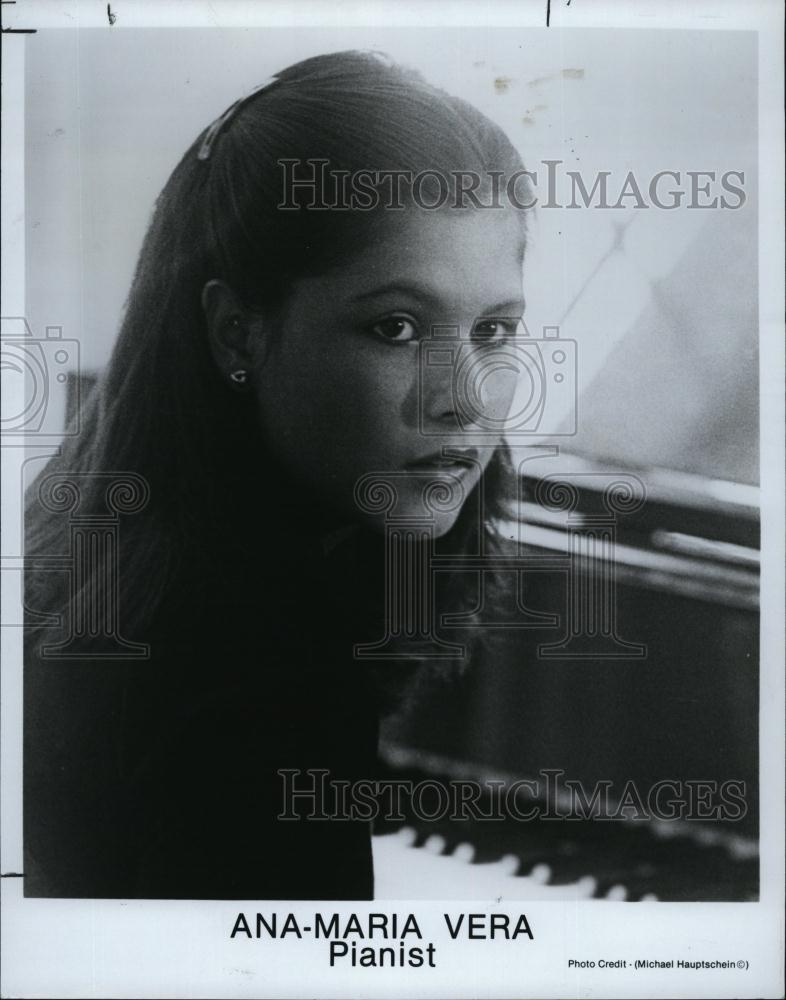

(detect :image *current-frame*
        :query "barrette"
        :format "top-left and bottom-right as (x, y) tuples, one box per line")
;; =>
(197, 75), (280, 161)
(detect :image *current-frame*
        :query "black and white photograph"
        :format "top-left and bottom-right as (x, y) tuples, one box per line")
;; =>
(1, 1), (783, 997)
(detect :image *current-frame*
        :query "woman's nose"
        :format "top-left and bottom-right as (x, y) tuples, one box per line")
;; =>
(419, 328), (463, 428)
(421, 335), (518, 432)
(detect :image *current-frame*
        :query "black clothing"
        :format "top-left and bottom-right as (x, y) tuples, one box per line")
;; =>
(24, 514), (384, 899)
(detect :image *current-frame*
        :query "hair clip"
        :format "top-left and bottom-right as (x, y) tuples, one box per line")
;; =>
(197, 76), (280, 161)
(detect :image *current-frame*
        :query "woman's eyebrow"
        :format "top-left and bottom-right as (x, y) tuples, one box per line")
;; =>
(350, 283), (526, 316)
(483, 298), (526, 315)
(350, 281), (437, 304)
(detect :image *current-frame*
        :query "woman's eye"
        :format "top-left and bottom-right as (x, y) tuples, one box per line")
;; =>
(471, 318), (519, 344)
(370, 316), (418, 343)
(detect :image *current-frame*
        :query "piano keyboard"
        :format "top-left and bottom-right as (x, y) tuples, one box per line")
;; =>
(371, 756), (759, 902)
(372, 818), (758, 902)
(373, 827), (629, 900)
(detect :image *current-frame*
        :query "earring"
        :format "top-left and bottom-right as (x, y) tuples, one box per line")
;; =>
(229, 369), (249, 387)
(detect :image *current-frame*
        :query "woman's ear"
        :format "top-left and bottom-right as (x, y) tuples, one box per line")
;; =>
(201, 279), (255, 385)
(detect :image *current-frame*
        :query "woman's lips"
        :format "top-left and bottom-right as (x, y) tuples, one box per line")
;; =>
(405, 447), (480, 471)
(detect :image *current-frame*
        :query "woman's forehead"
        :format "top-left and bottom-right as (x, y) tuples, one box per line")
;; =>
(324, 208), (526, 304)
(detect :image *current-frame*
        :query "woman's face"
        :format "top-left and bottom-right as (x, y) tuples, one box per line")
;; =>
(251, 207), (527, 535)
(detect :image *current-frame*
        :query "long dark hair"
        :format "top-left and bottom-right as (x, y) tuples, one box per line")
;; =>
(24, 50), (531, 682)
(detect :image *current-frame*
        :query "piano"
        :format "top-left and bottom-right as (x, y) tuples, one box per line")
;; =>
(371, 747), (758, 901)
(374, 453), (759, 902)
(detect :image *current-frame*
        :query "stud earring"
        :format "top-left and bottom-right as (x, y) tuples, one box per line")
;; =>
(229, 369), (249, 387)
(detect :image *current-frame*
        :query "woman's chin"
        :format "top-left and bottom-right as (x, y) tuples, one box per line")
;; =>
(430, 509), (463, 537)
(357, 505), (462, 537)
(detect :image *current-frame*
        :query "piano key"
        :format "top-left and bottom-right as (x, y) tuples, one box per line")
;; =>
(453, 842), (475, 864)
(373, 832), (602, 900)
(370, 765), (759, 901)
(425, 834), (447, 854)
(496, 853), (521, 876)
(529, 863), (552, 884)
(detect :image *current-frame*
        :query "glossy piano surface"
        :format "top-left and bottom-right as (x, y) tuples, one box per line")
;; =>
(378, 455), (759, 901)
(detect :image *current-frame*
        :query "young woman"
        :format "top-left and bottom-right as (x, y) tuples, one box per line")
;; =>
(24, 50), (532, 899)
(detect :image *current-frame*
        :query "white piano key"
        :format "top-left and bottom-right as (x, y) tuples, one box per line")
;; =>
(575, 875), (598, 897)
(452, 842), (475, 864)
(424, 834), (446, 854)
(529, 863), (552, 884)
(372, 834), (627, 901)
(496, 853), (520, 875)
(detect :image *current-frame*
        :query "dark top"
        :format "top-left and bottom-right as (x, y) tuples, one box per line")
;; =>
(24, 516), (384, 900)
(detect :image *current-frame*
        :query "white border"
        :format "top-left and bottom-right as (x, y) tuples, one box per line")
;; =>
(1, 2), (783, 998)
